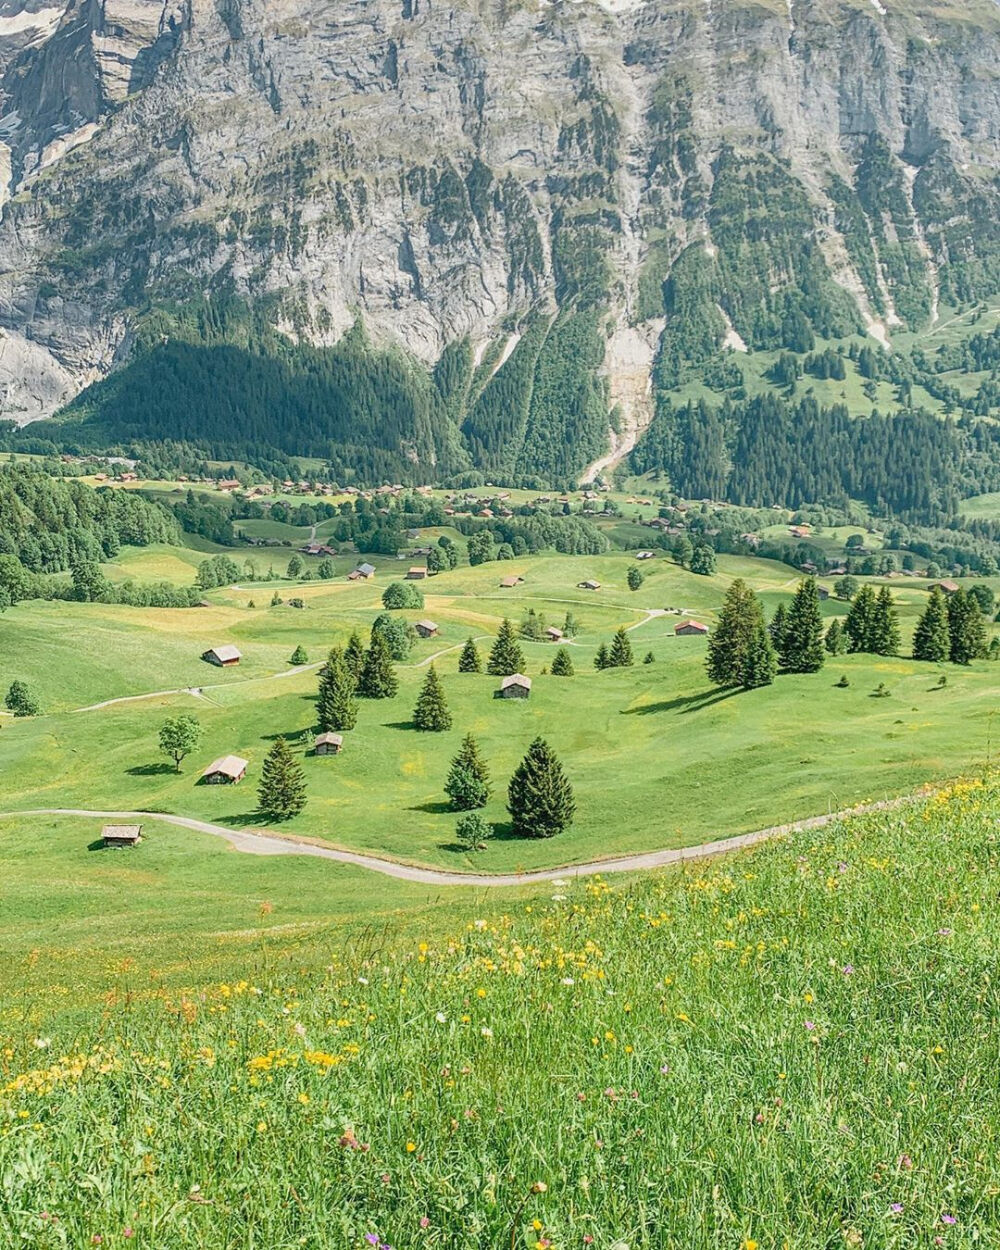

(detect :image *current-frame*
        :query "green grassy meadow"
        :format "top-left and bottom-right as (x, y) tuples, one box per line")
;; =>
(1, 551), (998, 876)
(2, 777), (1000, 1247)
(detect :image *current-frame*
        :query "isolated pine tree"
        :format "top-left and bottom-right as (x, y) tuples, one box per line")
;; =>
(507, 737), (576, 839)
(357, 630), (398, 698)
(289, 644), (309, 665)
(594, 642), (610, 670)
(258, 737), (307, 821)
(948, 589), (987, 664)
(627, 565), (644, 591)
(824, 618), (846, 655)
(643, 651), (655, 664)
(317, 647), (358, 731)
(706, 579), (773, 689)
(487, 619), (525, 676)
(912, 588), (950, 662)
(781, 579), (825, 673)
(445, 733), (492, 810)
(413, 664), (452, 731)
(344, 631), (366, 684)
(871, 586), (901, 656)
(608, 627), (634, 667)
(845, 584), (877, 653)
(551, 648), (574, 676)
(458, 637), (482, 673)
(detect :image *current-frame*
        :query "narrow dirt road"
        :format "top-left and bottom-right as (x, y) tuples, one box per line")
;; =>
(0, 798), (913, 887)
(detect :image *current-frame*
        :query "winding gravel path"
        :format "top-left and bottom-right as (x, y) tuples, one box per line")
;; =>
(0, 798), (911, 887)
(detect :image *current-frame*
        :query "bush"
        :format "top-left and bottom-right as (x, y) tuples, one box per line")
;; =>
(382, 582), (424, 610)
(455, 810), (491, 852)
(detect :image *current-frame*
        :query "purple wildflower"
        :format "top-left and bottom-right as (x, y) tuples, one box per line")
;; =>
(941, 1214), (957, 1226)
(890, 1204), (903, 1214)
(842, 964), (854, 975)
(804, 1020), (816, 1030)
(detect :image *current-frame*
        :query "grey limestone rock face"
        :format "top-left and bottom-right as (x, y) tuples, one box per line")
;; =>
(0, 0), (997, 429)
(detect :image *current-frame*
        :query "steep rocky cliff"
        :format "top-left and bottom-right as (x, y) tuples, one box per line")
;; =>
(0, 0), (998, 475)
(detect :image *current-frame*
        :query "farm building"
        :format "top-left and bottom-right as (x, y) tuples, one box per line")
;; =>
(636, 551), (655, 560)
(202, 755), (248, 784)
(202, 645), (241, 666)
(101, 824), (142, 848)
(546, 627), (563, 642)
(406, 566), (428, 580)
(817, 585), (831, 600)
(931, 580), (960, 594)
(314, 733), (344, 756)
(499, 673), (532, 699)
(675, 620), (709, 636)
(348, 563), (376, 580)
(578, 580), (601, 591)
(415, 620), (439, 638)
(500, 575), (525, 588)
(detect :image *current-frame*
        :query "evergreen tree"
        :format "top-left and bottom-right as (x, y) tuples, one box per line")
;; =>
(412, 664), (452, 732)
(257, 737), (307, 821)
(507, 737), (576, 839)
(444, 733), (492, 810)
(317, 647), (358, 731)
(357, 631), (398, 698)
(689, 543), (716, 575)
(643, 651), (655, 664)
(562, 612), (581, 638)
(458, 637), (483, 673)
(948, 589), (987, 664)
(594, 642), (610, 670)
(769, 602), (790, 656)
(743, 623), (778, 689)
(608, 627), (634, 667)
(486, 619), (525, 676)
(824, 618), (846, 655)
(627, 565), (644, 591)
(912, 588), (951, 663)
(4, 680), (39, 717)
(845, 585), (878, 653)
(455, 810), (491, 852)
(706, 579), (775, 689)
(871, 586), (901, 656)
(344, 630), (366, 683)
(550, 648), (574, 676)
(289, 644), (309, 665)
(781, 579), (825, 673)
(286, 554), (303, 579)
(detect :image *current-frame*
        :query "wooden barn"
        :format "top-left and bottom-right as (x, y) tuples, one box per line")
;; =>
(414, 620), (439, 638)
(102, 823), (142, 848)
(202, 755), (248, 784)
(314, 733), (344, 756)
(406, 566), (428, 580)
(578, 580), (601, 591)
(202, 645), (241, 667)
(499, 673), (532, 699)
(546, 627), (563, 642)
(675, 620), (709, 636)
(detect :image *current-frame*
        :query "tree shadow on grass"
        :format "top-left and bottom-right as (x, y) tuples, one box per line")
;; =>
(259, 727), (313, 744)
(409, 800), (453, 815)
(622, 686), (742, 716)
(385, 720), (417, 731)
(126, 763), (177, 777)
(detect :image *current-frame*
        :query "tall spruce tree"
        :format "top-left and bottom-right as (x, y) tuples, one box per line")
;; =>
(507, 737), (576, 839)
(781, 579), (825, 673)
(912, 588), (951, 662)
(706, 579), (775, 689)
(412, 664), (452, 731)
(357, 630), (398, 698)
(948, 589), (987, 664)
(257, 737), (307, 821)
(551, 648), (574, 676)
(594, 642), (610, 670)
(608, 627), (634, 668)
(487, 619), (525, 676)
(444, 733), (492, 810)
(844, 584), (878, 653)
(871, 586), (901, 656)
(824, 618), (846, 655)
(317, 647), (358, 731)
(458, 637), (483, 673)
(344, 630), (366, 684)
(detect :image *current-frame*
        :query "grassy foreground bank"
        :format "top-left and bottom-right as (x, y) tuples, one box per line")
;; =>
(3, 777), (1000, 1247)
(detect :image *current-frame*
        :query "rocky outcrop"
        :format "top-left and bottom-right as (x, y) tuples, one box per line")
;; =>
(0, 0), (998, 427)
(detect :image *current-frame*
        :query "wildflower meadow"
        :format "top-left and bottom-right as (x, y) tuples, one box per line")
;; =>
(3, 777), (1000, 1247)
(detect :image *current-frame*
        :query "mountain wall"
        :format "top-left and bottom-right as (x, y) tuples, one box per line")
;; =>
(0, 0), (998, 475)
